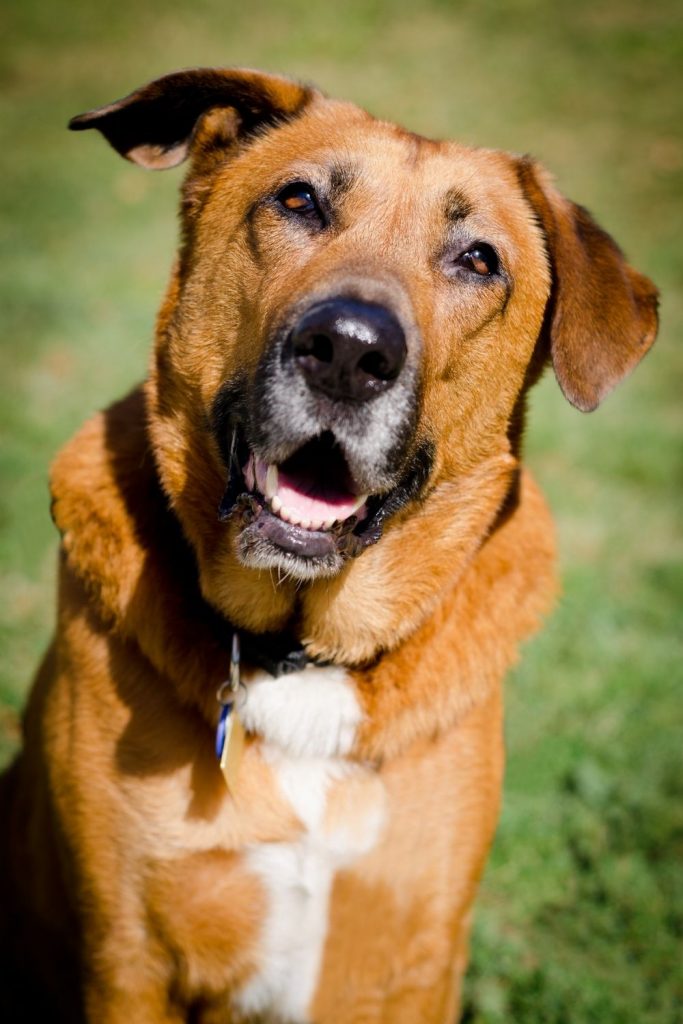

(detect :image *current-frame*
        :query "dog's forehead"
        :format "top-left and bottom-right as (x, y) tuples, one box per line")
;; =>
(246, 98), (528, 226)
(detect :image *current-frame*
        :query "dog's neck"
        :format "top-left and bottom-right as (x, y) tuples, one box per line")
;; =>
(205, 612), (329, 678)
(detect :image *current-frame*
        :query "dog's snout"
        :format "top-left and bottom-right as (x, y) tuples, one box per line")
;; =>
(290, 298), (407, 402)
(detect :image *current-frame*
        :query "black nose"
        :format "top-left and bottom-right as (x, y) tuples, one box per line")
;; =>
(290, 298), (407, 402)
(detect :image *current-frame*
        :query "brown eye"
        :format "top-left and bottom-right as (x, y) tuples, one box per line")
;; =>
(276, 182), (324, 223)
(458, 244), (499, 276)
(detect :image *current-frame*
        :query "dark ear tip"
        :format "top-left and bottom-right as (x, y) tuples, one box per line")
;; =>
(68, 113), (94, 131)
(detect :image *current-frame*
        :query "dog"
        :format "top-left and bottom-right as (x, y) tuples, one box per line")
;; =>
(0, 68), (658, 1023)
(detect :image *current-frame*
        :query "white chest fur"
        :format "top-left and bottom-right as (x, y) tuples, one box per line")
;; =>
(233, 666), (386, 1023)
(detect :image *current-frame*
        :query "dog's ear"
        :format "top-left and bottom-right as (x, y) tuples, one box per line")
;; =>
(69, 68), (317, 171)
(516, 157), (658, 411)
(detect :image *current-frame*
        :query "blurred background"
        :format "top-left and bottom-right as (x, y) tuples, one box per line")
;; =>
(1, 0), (681, 1020)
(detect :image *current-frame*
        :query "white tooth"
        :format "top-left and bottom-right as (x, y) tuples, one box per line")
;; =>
(309, 519), (323, 531)
(300, 518), (312, 530)
(283, 506), (303, 526)
(322, 518), (335, 530)
(350, 493), (369, 514)
(271, 495), (282, 514)
(265, 464), (278, 500)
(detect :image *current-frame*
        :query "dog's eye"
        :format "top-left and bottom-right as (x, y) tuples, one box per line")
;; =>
(456, 244), (499, 276)
(276, 182), (324, 223)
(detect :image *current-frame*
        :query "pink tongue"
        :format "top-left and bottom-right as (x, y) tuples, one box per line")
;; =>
(255, 458), (362, 522)
(278, 470), (361, 521)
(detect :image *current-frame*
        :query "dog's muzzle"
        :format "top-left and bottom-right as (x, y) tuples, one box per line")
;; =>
(215, 294), (429, 580)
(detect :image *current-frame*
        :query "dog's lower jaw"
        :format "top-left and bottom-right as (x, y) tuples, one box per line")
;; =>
(236, 508), (347, 580)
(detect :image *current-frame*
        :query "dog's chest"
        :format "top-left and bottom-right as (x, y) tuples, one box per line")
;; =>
(232, 667), (386, 1023)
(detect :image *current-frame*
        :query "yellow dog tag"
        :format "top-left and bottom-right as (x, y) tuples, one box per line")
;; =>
(219, 707), (246, 792)
(215, 632), (246, 793)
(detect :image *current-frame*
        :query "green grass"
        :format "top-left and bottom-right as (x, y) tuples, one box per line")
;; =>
(1, 1), (681, 1019)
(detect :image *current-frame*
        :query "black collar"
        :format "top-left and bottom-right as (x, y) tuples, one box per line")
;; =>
(201, 598), (321, 678)
(239, 628), (321, 677)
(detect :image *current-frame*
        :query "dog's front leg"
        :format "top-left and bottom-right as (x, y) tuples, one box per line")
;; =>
(309, 691), (502, 1024)
(33, 567), (206, 1023)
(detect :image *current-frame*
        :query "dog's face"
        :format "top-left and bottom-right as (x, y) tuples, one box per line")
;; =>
(72, 69), (657, 647)
(174, 103), (555, 582)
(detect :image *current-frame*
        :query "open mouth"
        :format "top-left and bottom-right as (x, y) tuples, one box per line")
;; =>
(219, 431), (378, 568)
(244, 434), (368, 533)
(217, 425), (433, 576)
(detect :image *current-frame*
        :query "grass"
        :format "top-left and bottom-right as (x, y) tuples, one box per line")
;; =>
(1, 0), (682, 1019)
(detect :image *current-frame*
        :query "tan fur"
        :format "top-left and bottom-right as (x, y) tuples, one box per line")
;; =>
(314, 690), (504, 1023)
(0, 68), (657, 1022)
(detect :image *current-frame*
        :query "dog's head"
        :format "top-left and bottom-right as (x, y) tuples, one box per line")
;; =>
(71, 69), (658, 656)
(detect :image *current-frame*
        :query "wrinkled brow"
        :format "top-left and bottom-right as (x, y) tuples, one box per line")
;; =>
(328, 162), (359, 201)
(443, 187), (473, 222)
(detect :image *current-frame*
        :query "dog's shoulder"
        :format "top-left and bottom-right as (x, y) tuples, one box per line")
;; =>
(50, 386), (234, 715)
(51, 385), (154, 622)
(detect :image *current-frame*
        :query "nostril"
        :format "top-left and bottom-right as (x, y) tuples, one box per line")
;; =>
(358, 350), (395, 382)
(310, 334), (334, 364)
(294, 331), (334, 365)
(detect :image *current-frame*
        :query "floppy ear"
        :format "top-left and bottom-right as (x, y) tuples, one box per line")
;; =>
(68, 67), (317, 170)
(516, 158), (658, 411)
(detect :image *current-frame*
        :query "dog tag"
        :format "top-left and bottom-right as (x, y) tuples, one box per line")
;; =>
(218, 704), (246, 792)
(215, 632), (246, 793)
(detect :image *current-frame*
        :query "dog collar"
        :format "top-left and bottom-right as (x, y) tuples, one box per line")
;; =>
(201, 586), (321, 679)
(238, 628), (318, 678)
(214, 628), (323, 792)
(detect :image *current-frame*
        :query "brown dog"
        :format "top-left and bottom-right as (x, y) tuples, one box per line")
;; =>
(0, 69), (657, 1023)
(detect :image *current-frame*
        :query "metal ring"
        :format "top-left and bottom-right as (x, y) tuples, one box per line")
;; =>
(216, 680), (237, 705)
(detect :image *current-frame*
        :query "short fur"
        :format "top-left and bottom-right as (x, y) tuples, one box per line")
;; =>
(0, 69), (658, 1023)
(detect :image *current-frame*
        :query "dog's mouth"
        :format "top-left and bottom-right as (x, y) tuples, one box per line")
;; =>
(244, 433), (369, 534)
(218, 427), (432, 576)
